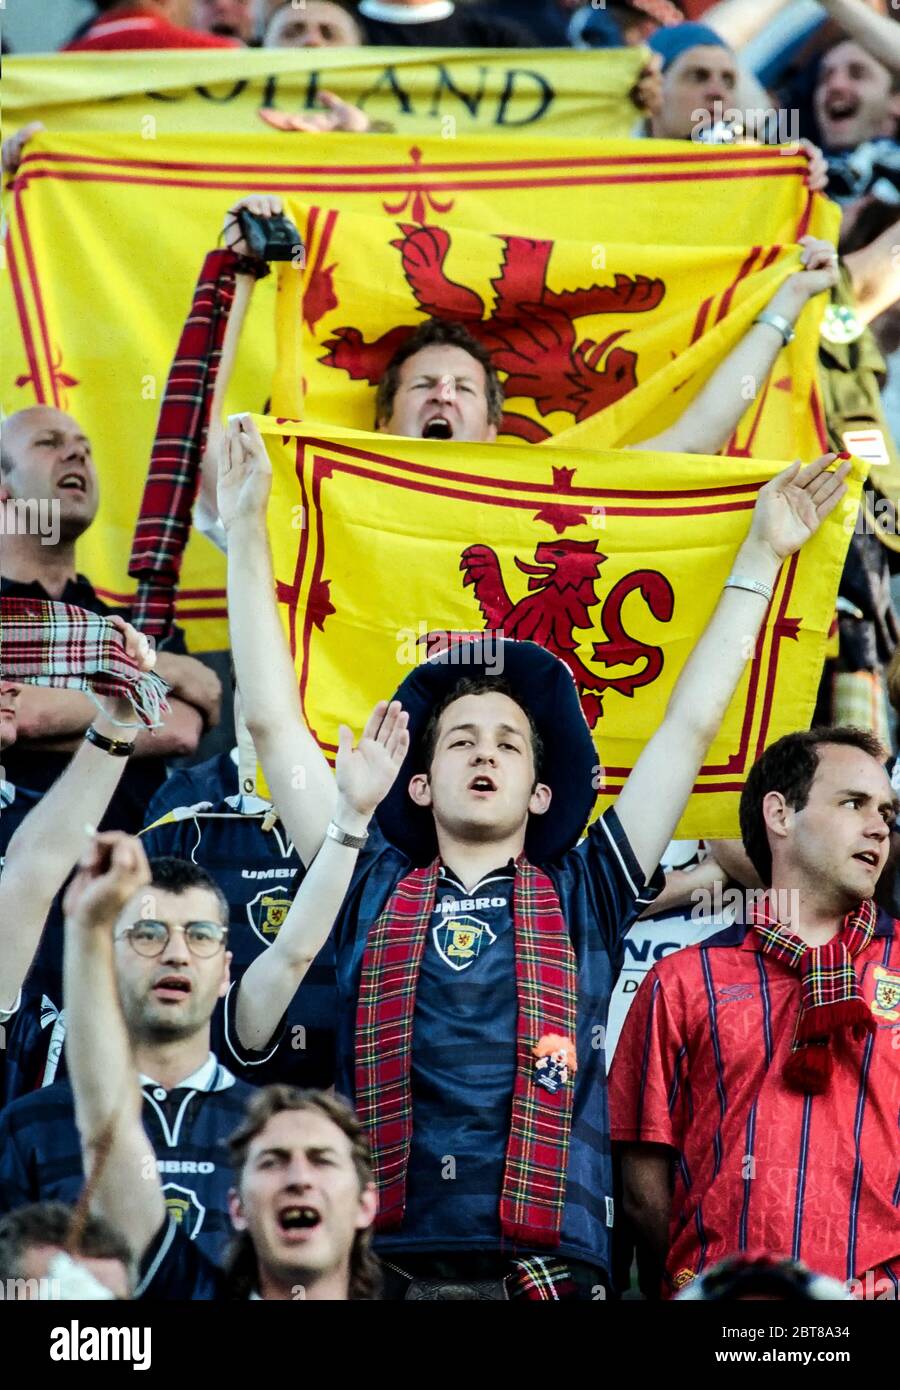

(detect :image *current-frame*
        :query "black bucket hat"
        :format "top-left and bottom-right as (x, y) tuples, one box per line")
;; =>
(374, 635), (598, 864)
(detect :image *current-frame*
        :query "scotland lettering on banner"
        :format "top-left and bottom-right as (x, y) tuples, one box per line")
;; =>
(3, 47), (646, 138)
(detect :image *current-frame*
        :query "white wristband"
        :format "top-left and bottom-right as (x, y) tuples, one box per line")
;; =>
(724, 574), (774, 603)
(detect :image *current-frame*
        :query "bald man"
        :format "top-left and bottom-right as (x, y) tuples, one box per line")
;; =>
(0, 407), (221, 832)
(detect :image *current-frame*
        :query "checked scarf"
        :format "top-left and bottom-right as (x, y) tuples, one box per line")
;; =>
(507, 1258), (578, 1301)
(128, 248), (267, 641)
(354, 856), (578, 1249)
(0, 597), (170, 727)
(751, 897), (878, 1094)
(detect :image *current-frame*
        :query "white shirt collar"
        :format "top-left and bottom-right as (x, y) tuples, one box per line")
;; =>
(140, 1052), (220, 1093)
(1, 780), (16, 809)
(359, 0), (454, 23)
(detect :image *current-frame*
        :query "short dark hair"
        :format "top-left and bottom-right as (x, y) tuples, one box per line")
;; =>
(418, 676), (544, 781)
(146, 856), (229, 925)
(227, 1086), (380, 1301)
(739, 726), (886, 885)
(374, 318), (505, 430)
(0, 1202), (132, 1284)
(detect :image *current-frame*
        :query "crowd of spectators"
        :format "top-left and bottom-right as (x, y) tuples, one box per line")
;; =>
(0, 0), (898, 1308)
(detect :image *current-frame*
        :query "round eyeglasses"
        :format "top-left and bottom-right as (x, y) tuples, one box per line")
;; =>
(117, 920), (229, 958)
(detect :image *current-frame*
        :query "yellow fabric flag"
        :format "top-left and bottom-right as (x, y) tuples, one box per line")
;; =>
(2, 132), (837, 650)
(258, 418), (862, 838)
(3, 47), (646, 139)
(279, 194), (836, 452)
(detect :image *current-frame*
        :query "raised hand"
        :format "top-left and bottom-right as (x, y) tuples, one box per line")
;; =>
(94, 616), (158, 728)
(258, 93), (371, 134)
(217, 413), (273, 529)
(774, 235), (840, 315)
(335, 699), (410, 820)
(107, 615), (155, 674)
(221, 193), (284, 260)
(798, 139), (829, 194)
(63, 832), (151, 932)
(748, 453), (851, 562)
(630, 54), (662, 118)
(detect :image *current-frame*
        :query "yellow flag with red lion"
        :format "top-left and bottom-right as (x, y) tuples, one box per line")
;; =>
(2, 133), (838, 649)
(256, 419), (861, 838)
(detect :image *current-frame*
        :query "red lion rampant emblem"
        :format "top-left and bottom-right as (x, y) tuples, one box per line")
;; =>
(321, 225), (665, 442)
(423, 538), (674, 728)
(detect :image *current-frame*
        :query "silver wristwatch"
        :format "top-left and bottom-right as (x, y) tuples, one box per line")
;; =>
(753, 310), (795, 346)
(325, 820), (369, 849)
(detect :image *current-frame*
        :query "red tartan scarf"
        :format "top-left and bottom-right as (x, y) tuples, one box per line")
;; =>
(354, 856), (578, 1249)
(750, 898), (877, 1094)
(128, 248), (266, 640)
(0, 597), (170, 727)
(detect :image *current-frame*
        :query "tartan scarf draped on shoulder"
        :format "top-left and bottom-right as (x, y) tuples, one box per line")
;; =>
(0, 597), (170, 727)
(354, 856), (578, 1249)
(750, 897), (878, 1094)
(128, 248), (267, 641)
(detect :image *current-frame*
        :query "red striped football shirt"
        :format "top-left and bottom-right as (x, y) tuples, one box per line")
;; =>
(64, 6), (238, 49)
(609, 911), (900, 1296)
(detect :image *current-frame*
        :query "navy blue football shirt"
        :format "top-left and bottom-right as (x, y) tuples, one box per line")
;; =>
(0, 1050), (255, 1268)
(141, 792), (335, 1088)
(143, 750), (239, 826)
(399, 863), (517, 1247)
(136, 1218), (225, 1300)
(334, 809), (663, 1278)
(0, 989), (66, 1106)
(0, 779), (42, 851)
(0, 777), (67, 1007)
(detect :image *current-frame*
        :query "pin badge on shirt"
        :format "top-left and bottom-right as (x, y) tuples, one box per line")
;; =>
(532, 1033), (577, 1094)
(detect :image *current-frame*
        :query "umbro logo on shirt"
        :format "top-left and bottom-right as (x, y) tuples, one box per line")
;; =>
(715, 984), (755, 1003)
(436, 896), (507, 913)
(241, 868), (297, 879)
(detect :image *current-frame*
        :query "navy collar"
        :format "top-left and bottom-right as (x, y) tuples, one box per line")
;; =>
(439, 861), (516, 892)
(0, 572), (99, 607)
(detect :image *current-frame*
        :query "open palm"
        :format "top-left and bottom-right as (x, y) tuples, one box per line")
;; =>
(217, 414), (273, 529)
(335, 700), (410, 818)
(749, 455), (851, 561)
